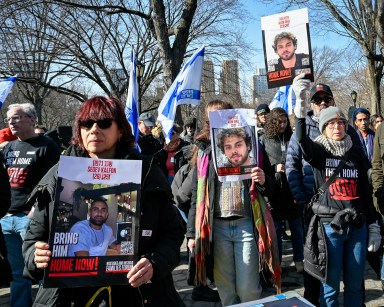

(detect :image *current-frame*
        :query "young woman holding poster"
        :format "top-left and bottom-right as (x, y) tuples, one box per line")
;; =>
(22, 96), (185, 306)
(186, 100), (279, 306)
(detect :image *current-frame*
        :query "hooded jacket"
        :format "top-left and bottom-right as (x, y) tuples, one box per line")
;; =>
(22, 145), (185, 307)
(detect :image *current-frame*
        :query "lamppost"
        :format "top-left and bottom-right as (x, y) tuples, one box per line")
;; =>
(350, 90), (357, 107)
(136, 61), (145, 114)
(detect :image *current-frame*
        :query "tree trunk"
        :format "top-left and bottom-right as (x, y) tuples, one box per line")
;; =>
(367, 58), (382, 115)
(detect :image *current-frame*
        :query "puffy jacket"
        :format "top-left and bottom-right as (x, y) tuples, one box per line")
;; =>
(22, 145), (185, 307)
(303, 214), (327, 282)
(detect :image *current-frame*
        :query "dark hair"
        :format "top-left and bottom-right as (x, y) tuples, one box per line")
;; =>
(370, 114), (383, 130)
(72, 96), (135, 152)
(272, 32), (297, 52)
(264, 107), (292, 140)
(90, 198), (108, 210)
(218, 128), (251, 153)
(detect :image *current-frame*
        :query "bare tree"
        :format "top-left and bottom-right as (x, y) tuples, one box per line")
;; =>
(0, 3), (84, 121)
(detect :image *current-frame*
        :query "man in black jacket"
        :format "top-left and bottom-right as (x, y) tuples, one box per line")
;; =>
(137, 112), (162, 156)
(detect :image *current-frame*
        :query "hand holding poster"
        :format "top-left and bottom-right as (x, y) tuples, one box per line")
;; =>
(209, 109), (258, 182)
(262, 8), (314, 88)
(43, 156), (142, 288)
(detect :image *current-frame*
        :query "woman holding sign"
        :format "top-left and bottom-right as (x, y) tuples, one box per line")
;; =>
(22, 96), (185, 306)
(186, 100), (278, 306)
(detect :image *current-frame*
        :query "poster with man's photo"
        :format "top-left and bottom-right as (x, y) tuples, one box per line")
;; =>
(261, 8), (314, 88)
(209, 109), (258, 182)
(43, 156), (142, 288)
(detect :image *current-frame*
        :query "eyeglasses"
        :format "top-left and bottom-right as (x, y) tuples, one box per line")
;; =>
(326, 120), (346, 129)
(79, 118), (113, 129)
(312, 96), (333, 105)
(4, 115), (32, 123)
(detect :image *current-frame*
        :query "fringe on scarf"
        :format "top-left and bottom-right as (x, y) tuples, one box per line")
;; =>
(194, 151), (210, 285)
(250, 180), (282, 294)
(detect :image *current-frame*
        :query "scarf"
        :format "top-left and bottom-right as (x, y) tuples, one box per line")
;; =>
(314, 134), (352, 157)
(194, 150), (211, 285)
(249, 150), (281, 294)
(194, 146), (282, 293)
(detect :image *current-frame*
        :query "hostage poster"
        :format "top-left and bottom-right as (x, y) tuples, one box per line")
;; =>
(261, 8), (314, 88)
(43, 156), (142, 288)
(209, 108), (258, 182)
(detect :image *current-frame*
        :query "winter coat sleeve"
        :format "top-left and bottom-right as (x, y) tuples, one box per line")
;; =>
(171, 163), (193, 216)
(286, 132), (312, 206)
(0, 152), (10, 218)
(139, 163), (185, 282)
(371, 124), (384, 214)
(22, 165), (58, 282)
(186, 168), (198, 239)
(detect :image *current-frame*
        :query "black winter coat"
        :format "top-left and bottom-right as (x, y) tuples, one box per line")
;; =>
(259, 134), (300, 219)
(22, 145), (185, 307)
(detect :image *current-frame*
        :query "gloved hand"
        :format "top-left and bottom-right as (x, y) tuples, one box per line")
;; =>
(292, 73), (311, 118)
(368, 222), (382, 252)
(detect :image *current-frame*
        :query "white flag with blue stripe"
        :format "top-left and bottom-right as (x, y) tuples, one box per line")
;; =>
(0, 75), (17, 108)
(157, 45), (204, 143)
(125, 50), (140, 148)
(269, 85), (296, 115)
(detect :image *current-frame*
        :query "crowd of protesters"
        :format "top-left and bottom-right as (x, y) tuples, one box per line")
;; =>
(0, 79), (384, 307)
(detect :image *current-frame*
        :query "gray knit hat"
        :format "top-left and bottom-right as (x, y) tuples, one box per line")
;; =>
(319, 106), (347, 132)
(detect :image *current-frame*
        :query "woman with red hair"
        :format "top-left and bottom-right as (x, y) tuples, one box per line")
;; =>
(22, 96), (185, 306)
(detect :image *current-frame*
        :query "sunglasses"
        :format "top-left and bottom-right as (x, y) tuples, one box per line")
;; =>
(312, 96), (333, 105)
(79, 118), (113, 129)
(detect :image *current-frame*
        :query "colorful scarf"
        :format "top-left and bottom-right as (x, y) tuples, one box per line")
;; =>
(195, 147), (281, 293)
(194, 150), (210, 285)
(250, 149), (282, 294)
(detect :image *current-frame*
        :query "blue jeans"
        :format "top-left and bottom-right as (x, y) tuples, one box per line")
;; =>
(273, 216), (304, 263)
(0, 213), (32, 307)
(213, 217), (261, 306)
(167, 176), (174, 185)
(320, 223), (366, 307)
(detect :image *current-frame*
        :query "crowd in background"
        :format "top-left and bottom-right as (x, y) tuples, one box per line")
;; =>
(0, 82), (384, 306)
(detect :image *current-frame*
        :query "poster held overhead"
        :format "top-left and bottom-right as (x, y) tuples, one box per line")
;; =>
(262, 8), (314, 88)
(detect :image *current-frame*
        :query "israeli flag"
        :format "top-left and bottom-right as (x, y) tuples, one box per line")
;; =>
(125, 50), (140, 148)
(269, 85), (296, 115)
(157, 45), (204, 143)
(0, 75), (17, 108)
